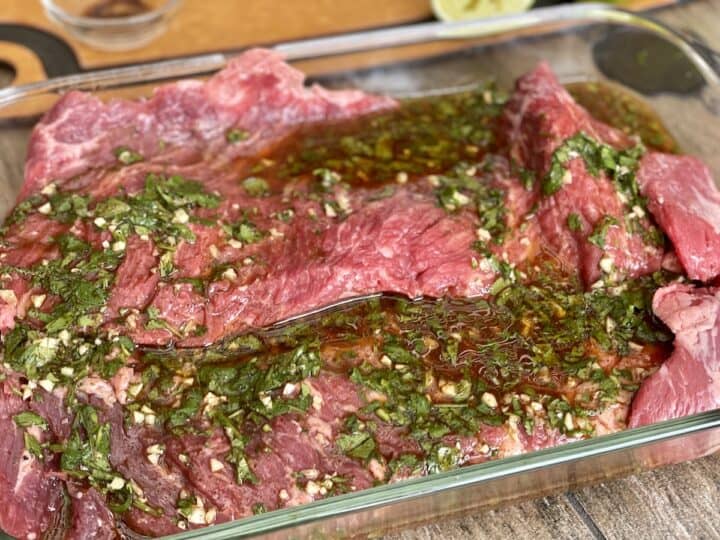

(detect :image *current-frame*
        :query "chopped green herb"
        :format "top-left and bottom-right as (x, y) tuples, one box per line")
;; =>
(226, 128), (250, 143)
(113, 146), (143, 165)
(24, 431), (43, 458)
(426, 445), (462, 474)
(588, 215), (619, 248)
(336, 432), (376, 460)
(313, 168), (341, 192)
(224, 220), (264, 245)
(567, 213), (582, 232)
(434, 164), (507, 244)
(59, 404), (156, 514)
(518, 167), (536, 191)
(13, 411), (48, 430)
(542, 132), (644, 199)
(242, 177), (270, 197)
(252, 503), (267, 515)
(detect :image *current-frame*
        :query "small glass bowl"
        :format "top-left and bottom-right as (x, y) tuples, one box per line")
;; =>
(42, 0), (182, 51)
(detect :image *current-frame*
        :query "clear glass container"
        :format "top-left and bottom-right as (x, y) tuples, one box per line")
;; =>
(41, 0), (182, 51)
(0, 3), (719, 538)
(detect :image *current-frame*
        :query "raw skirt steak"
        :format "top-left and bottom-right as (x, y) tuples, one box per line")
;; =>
(1, 50), (720, 539)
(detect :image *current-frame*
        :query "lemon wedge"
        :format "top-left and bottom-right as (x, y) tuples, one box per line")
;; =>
(431, 0), (535, 21)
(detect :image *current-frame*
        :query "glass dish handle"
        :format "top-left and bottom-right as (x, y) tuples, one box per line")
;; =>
(686, 37), (720, 77)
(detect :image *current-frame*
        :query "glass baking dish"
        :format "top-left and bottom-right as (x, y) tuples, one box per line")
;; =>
(0, 3), (719, 538)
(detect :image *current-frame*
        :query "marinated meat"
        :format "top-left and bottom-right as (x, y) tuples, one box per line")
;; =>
(501, 62), (664, 286)
(23, 49), (396, 200)
(0, 51), (719, 539)
(637, 153), (720, 282)
(629, 283), (720, 427)
(0, 378), (66, 539)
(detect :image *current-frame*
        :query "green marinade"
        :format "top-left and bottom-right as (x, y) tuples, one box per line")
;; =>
(0, 82), (676, 523)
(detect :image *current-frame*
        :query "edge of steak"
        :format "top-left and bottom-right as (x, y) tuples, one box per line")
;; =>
(501, 62), (663, 286)
(502, 62), (629, 174)
(22, 48), (397, 200)
(0, 380), (65, 539)
(637, 153), (720, 282)
(629, 283), (720, 428)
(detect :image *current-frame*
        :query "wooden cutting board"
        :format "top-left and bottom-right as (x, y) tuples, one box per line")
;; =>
(0, 0), (679, 87)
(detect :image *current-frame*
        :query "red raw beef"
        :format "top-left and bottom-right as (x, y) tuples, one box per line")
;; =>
(629, 283), (720, 427)
(501, 62), (663, 286)
(23, 49), (397, 200)
(0, 379), (66, 539)
(637, 153), (720, 282)
(3, 51), (720, 540)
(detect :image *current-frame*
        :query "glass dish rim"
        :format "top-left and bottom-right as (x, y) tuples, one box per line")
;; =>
(163, 410), (720, 539)
(1, 3), (717, 110)
(1, 3), (719, 538)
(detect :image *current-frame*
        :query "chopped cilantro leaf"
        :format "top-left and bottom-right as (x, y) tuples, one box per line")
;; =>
(113, 146), (143, 165)
(336, 432), (376, 460)
(14, 411), (48, 430)
(567, 213), (582, 232)
(226, 128), (250, 143)
(242, 177), (270, 197)
(588, 215), (619, 248)
(24, 431), (43, 458)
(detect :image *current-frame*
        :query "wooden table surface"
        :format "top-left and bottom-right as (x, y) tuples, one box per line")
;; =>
(389, 2), (720, 537)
